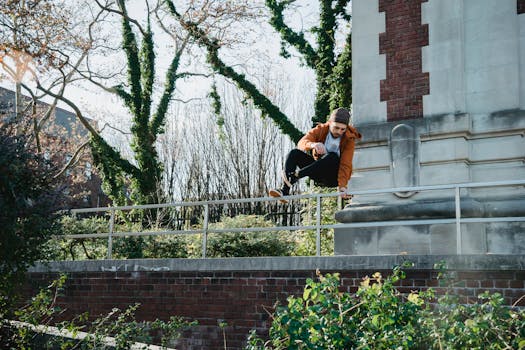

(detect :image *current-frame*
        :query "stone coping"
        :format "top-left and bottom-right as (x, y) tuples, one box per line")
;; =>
(354, 110), (525, 144)
(335, 198), (525, 222)
(29, 255), (525, 273)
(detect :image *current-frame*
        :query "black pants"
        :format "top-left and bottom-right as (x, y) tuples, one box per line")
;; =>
(285, 149), (339, 187)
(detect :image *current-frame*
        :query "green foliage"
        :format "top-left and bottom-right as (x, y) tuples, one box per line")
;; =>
(142, 234), (191, 258)
(44, 215), (199, 260)
(7, 274), (196, 349)
(0, 129), (64, 321)
(420, 292), (525, 350)
(208, 81), (227, 142)
(44, 216), (109, 260)
(90, 1), (184, 206)
(292, 186), (338, 256)
(207, 215), (294, 257)
(265, 0), (352, 125)
(329, 33), (352, 112)
(246, 263), (525, 350)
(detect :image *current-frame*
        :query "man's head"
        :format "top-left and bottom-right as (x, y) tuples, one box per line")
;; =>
(328, 108), (351, 138)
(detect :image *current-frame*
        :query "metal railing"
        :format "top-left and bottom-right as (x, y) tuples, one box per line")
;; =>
(7, 320), (175, 350)
(64, 180), (525, 258)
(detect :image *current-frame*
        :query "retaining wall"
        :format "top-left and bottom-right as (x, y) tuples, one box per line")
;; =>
(24, 255), (525, 349)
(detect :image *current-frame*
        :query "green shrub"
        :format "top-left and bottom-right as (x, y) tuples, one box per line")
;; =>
(142, 234), (191, 258)
(246, 263), (525, 350)
(207, 215), (294, 257)
(44, 216), (109, 260)
(292, 186), (339, 256)
(8, 274), (196, 349)
(0, 130), (64, 321)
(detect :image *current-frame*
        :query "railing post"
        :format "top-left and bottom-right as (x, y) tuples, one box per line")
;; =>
(316, 194), (321, 257)
(202, 204), (209, 258)
(107, 209), (115, 259)
(455, 186), (462, 254)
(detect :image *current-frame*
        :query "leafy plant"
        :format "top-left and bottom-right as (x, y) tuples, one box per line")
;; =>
(293, 185), (340, 256)
(7, 274), (196, 349)
(0, 128), (64, 323)
(207, 215), (294, 257)
(43, 215), (109, 260)
(246, 262), (525, 349)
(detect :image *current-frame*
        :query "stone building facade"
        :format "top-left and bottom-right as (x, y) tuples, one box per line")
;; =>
(335, 0), (525, 255)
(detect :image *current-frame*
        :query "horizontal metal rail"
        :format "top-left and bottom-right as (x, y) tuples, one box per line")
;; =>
(63, 217), (525, 239)
(69, 179), (525, 214)
(7, 320), (175, 350)
(60, 179), (525, 258)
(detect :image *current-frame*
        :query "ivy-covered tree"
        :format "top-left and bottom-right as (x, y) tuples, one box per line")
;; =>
(21, 0), (186, 206)
(86, 0), (185, 205)
(166, 0), (352, 142)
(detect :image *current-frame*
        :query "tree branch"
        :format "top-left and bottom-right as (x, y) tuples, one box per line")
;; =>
(140, 16), (155, 123)
(265, 0), (318, 68)
(116, 0), (143, 119)
(164, 0), (303, 143)
(150, 38), (187, 136)
(35, 79), (139, 178)
(53, 140), (90, 179)
(94, 0), (147, 36)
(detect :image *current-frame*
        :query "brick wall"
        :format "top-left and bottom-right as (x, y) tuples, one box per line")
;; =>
(23, 265), (525, 350)
(379, 0), (430, 121)
(519, 0), (525, 14)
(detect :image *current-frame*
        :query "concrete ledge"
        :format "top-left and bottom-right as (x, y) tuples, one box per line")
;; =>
(29, 255), (525, 273)
(335, 198), (484, 222)
(354, 110), (525, 144)
(335, 198), (525, 223)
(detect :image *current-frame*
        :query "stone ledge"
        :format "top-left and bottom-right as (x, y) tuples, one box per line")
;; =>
(354, 110), (525, 144)
(335, 197), (525, 223)
(29, 255), (525, 273)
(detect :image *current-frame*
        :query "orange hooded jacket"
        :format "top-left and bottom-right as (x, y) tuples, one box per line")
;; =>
(297, 122), (362, 188)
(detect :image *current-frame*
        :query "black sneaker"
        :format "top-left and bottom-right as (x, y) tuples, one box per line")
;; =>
(282, 170), (299, 188)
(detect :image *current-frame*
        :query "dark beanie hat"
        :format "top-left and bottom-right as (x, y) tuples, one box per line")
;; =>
(329, 108), (351, 125)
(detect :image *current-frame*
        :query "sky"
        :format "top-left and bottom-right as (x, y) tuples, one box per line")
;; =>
(0, 0), (342, 133)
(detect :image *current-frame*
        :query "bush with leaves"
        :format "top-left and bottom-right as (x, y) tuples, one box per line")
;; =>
(246, 263), (525, 349)
(0, 128), (64, 323)
(207, 215), (294, 257)
(142, 234), (191, 259)
(6, 274), (196, 349)
(292, 185), (340, 256)
(43, 215), (109, 260)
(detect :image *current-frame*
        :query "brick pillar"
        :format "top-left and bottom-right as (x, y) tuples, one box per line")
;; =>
(519, 0), (525, 14)
(379, 0), (430, 121)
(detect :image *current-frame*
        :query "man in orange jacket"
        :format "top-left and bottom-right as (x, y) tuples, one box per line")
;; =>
(269, 107), (361, 203)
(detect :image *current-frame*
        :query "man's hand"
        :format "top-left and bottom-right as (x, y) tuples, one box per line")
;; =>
(338, 186), (352, 200)
(312, 142), (326, 155)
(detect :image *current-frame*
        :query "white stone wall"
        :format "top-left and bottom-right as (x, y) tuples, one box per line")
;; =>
(463, 0), (520, 114)
(350, 0), (525, 196)
(351, 0), (386, 124)
(422, 0), (520, 117)
(422, 0), (466, 115)
(520, 9), (525, 109)
(338, 0), (525, 255)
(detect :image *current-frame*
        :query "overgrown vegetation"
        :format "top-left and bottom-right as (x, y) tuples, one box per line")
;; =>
(0, 126), (64, 322)
(207, 215), (294, 257)
(3, 274), (195, 349)
(246, 263), (525, 349)
(48, 214), (300, 260)
(292, 185), (340, 256)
